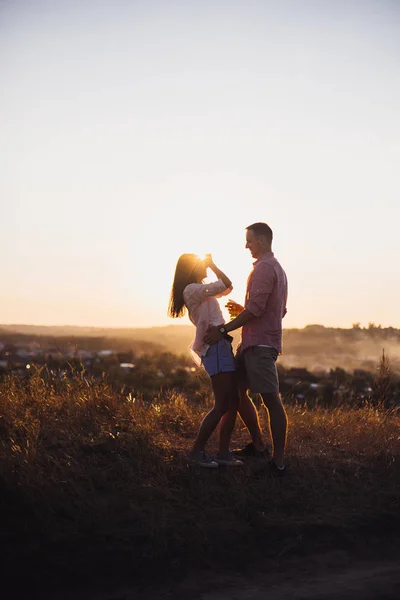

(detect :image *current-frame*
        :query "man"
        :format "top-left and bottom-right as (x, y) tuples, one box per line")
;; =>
(204, 222), (288, 474)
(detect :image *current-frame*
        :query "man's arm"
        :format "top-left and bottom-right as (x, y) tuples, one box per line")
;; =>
(224, 309), (254, 332)
(203, 308), (254, 344)
(204, 263), (275, 345)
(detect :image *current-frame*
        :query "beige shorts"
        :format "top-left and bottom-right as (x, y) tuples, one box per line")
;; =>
(236, 346), (279, 394)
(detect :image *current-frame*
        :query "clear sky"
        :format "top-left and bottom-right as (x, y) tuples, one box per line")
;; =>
(1, 0), (399, 329)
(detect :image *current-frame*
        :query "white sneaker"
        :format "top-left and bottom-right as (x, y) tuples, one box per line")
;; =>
(188, 450), (219, 468)
(215, 452), (244, 466)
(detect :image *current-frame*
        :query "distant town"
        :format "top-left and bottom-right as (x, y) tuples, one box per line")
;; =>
(1, 326), (399, 407)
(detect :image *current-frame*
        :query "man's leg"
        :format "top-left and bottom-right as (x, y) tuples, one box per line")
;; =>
(238, 383), (264, 452)
(260, 392), (288, 468)
(235, 350), (265, 452)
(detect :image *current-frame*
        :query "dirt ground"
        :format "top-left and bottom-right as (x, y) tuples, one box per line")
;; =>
(166, 561), (400, 600)
(58, 551), (399, 600)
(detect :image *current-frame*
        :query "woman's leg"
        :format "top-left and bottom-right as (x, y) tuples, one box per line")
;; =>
(190, 371), (231, 456)
(215, 372), (240, 454)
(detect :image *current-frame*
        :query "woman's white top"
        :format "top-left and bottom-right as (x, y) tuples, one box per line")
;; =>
(183, 278), (232, 361)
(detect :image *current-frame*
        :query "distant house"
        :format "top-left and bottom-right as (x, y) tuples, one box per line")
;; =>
(119, 362), (136, 371)
(97, 350), (115, 358)
(76, 349), (94, 360)
(28, 342), (41, 351)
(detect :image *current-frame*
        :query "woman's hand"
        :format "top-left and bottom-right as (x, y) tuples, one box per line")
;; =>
(204, 254), (214, 268)
(204, 256), (232, 290)
(225, 299), (244, 319)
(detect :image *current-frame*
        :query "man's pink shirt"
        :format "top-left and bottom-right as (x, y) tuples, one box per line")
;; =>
(241, 251), (288, 354)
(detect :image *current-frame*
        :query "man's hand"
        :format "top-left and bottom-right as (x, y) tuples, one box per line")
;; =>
(225, 299), (244, 319)
(204, 325), (223, 345)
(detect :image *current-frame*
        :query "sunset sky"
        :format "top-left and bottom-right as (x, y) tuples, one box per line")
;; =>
(1, 0), (399, 329)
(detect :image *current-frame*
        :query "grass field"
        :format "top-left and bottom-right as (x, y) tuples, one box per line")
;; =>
(0, 371), (399, 598)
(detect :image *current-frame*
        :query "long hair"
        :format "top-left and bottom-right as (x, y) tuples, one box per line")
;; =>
(168, 254), (202, 318)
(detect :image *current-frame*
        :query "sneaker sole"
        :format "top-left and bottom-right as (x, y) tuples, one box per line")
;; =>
(215, 459), (244, 466)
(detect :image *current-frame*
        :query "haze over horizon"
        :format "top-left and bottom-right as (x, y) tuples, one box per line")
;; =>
(1, 0), (399, 329)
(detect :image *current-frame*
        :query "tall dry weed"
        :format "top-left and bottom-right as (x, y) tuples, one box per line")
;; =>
(0, 370), (399, 594)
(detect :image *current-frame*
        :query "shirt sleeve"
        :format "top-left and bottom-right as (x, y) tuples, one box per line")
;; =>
(184, 279), (228, 306)
(245, 264), (276, 318)
(282, 271), (288, 317)
(215, 284), (233, 299)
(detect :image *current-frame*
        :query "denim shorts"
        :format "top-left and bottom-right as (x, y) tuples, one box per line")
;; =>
(202, 338), (236, 377)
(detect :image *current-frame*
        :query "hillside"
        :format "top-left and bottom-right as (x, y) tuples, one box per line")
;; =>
(1, 323), (399, 373)
(1, 374), (399, 598)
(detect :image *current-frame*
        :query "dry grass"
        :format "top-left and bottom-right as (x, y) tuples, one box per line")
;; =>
(0, 371), (399, 597)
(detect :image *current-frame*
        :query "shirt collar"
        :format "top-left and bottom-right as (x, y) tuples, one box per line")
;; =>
(253, 251), (274, 266)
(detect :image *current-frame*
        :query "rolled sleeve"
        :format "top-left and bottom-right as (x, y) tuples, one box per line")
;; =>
(245, 265), (275, 318)
(215, 284), (233, 299)
(184, 279), (228, 306)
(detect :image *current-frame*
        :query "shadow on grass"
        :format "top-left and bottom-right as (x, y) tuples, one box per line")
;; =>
(1, 444), (399, 598)
(1, 375), (399, 598)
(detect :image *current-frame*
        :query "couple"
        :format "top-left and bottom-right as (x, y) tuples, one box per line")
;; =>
(168, 222), (288, 475)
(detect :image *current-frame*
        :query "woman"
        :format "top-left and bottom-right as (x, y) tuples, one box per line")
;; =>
(168, 253), (242, 468)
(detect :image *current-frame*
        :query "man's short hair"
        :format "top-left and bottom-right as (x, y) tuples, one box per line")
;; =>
(246, 222), (273, 244)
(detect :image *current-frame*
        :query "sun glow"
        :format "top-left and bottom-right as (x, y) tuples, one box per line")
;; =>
(1, 1), (399, 328)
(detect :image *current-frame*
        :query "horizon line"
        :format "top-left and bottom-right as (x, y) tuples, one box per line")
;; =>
(1, 323), (398, 331)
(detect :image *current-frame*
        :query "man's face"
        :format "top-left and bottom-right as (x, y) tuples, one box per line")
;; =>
(245, 229), (264, 259)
